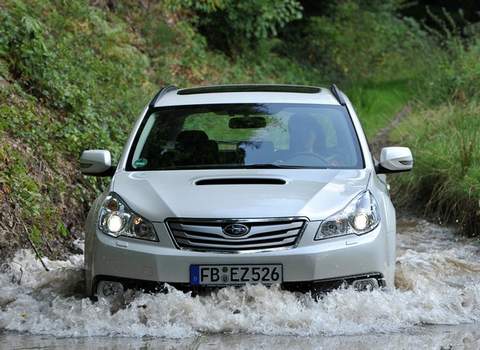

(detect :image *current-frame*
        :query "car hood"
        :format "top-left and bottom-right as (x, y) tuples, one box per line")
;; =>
(113, 169), (371, 222)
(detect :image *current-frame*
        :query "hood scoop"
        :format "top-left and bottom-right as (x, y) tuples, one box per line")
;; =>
(195, 178), (286, 186)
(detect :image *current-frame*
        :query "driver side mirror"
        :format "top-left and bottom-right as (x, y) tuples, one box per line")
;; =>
(376, 147), (413, 174)
(80, 150), (115, 177)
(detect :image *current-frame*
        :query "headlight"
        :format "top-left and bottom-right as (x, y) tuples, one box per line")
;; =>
(315, 191), (380, 240)
(98, 193), (158, 241)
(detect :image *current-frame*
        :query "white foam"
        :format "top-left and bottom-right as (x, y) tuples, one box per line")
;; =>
(0, 220), (479, 338)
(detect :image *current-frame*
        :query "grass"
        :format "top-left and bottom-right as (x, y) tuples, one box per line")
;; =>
(390, 102), (480, 235)
(386, 38), (480, 236)
(346, 80), (413, 139)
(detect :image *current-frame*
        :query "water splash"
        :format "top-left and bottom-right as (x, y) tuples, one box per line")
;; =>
(0, 219), (479, 338)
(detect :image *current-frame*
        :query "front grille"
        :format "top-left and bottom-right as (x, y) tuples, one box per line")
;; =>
(167, 218), (306, 252)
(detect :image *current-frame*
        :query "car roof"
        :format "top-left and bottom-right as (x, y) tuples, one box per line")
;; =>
(152, 84), (341, 107)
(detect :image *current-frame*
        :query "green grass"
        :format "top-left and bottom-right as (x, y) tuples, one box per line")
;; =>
(386, 39), (480, 236)
(346, 80), (413, 139)
(390, 102), (480, 235)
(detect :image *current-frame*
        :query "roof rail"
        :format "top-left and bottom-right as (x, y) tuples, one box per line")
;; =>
(330, 84), (346, 106)
(149, 85), (177, 108)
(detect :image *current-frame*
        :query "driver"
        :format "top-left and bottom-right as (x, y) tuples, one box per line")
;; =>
(288, 114), (322, 154)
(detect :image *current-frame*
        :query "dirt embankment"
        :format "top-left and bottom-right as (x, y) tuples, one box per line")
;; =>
(0, 132), (87, 262)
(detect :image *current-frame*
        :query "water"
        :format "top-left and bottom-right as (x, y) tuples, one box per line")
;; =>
(0, 218), (479, 349)
(1, 326), (480, 349)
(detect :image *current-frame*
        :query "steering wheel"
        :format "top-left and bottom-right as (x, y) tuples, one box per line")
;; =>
(285, 152), (329, 165)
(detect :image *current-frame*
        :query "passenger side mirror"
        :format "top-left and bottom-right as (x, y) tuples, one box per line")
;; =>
(80, 150), (115, 177)
(376, 147), (413, 174)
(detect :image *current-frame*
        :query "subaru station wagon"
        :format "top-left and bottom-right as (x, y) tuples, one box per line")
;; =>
(80, 84), (413, 297)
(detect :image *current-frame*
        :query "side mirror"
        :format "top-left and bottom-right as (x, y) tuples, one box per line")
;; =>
(377, 147), (413, 174)
(80, 150), (115, 177)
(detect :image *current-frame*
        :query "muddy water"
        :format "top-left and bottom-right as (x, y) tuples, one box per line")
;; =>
(0, 218), (479, 349)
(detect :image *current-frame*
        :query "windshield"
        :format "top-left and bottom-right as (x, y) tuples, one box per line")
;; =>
(126, 103), (364, 170)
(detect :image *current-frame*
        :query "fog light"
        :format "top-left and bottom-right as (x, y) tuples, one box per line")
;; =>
(352, 278), (378, 291)
(96, 280), (124, 298)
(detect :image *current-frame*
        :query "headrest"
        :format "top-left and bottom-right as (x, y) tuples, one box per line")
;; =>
(176, 130), (209, 145)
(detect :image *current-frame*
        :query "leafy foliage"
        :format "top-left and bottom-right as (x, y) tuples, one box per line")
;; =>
(0, 1), (153, 158)
(423, 38), (480, 104)
(0, 0), (155, 256)
(281, 0), (431, 82)
(169, 0), (303, 54)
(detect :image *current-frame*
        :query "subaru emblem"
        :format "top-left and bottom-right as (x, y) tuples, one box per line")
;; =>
(223, 223), (250, 237)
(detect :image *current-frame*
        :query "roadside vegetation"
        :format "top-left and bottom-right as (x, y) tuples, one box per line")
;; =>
(0, 0), (478, 258)
(390, 35), (480, 235)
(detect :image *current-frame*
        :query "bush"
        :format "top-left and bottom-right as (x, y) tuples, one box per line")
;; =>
(0, 0), (153, 158)
(167, 0), (303, 54)
(103, 1), (315, 86)
(281, 0), (431, 83)
(424, 39), (480, 103)
(390, 102), (480, 235)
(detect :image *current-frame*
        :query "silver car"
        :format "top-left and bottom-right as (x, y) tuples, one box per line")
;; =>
(80, 84), (413, 297)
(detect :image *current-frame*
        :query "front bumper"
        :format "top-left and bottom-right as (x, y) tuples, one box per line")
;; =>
(86, 221), (392, 296)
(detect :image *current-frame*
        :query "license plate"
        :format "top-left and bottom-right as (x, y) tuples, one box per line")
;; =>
(190, 264), (283, 286)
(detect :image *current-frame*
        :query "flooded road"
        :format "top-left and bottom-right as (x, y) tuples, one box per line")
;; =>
(2, 325), (480, 349)
(1, 217), (479, 349)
